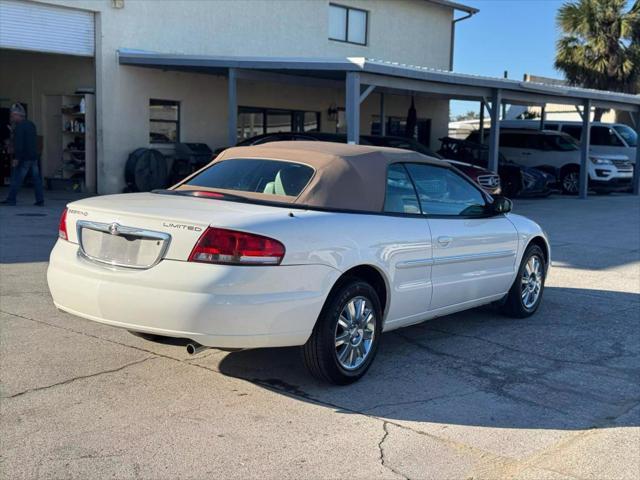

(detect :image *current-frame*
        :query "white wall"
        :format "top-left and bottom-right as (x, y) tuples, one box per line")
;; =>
(30, 0), (454, 192)
(43, 0), (453, 68)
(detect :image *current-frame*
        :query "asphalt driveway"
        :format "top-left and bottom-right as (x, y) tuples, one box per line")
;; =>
(1, 189), (639, 479)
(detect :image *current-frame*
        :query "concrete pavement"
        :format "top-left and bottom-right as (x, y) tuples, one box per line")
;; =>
(1, 189), (639, 479)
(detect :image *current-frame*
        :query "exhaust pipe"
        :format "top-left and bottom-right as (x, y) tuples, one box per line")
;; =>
(186, 342), (209, 355)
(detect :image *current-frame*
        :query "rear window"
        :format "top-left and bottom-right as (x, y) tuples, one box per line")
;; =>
(612, 125), (637, 147)
(185, 158), (314, 197)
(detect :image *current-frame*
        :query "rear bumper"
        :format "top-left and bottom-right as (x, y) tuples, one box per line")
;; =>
(47, 240), (340, 348)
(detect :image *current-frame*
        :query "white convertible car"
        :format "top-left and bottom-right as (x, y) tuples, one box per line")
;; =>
(48, 142), (549, 384)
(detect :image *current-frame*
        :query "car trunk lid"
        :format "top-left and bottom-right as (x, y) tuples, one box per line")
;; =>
(64, 192), (292, 264)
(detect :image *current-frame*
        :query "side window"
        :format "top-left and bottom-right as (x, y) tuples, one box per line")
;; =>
(561, 125), (583, 141)
(499, 133), (516, 147)
(591, 126), (624, 146)
(404, 164), (487, 216)
(523, 133), (544, 150)
(384, 164), (421, 215)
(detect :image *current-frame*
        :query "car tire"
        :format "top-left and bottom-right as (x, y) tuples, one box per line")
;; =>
(302, 279), (382, 385)
(500, 244), (546, 318)
(561, 166), (580, 195)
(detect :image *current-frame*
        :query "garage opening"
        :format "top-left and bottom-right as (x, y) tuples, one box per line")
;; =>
(0, 0), (97, 193)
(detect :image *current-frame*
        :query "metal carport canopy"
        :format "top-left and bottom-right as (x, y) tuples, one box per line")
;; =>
(118, 51), (640, 111)
(118, 50), (640, 197)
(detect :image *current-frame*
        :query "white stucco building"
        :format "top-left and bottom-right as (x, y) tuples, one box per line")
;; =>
(0, 0), (477, 193)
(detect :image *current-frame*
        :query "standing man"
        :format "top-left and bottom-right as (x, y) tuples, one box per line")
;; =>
(1, 103), (45, 206)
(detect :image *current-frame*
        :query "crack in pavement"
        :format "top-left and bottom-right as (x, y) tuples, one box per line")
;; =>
(378, 421), (410, 480)
(361, 389), (479, 414)
(3, 356), (156, 399)
(3, 307), (637, 480)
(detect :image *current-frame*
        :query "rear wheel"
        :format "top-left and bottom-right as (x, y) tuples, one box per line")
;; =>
(501, 245), (546, 318)
(302, 279), (382, 385)
(561, 166), (580, 195)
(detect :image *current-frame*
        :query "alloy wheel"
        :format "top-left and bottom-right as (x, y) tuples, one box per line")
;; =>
(334, 296), (376, 370)
(563, 171), (579, 194)
(521, 255), (543, 309)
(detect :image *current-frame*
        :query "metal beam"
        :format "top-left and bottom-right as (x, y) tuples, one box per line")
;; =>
(346, 72), (360, 144)
(227, 68), (237, 147)
(478, 101), (485, 145)
(360, 84), (376, 104)
(579, 99), (591, 199)
(380, 93), (386, 136)
(487, 89), (502, 173)
(574, 104), (585, 120)
(360, 72), (492, 101)
(483, 97), (493, 117)
(633, 110), (640, 195)
(540, 105), (546, 130)
(235, 68), (342, 89)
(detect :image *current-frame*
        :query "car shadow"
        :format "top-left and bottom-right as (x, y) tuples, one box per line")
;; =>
(216, 286), (640, 430)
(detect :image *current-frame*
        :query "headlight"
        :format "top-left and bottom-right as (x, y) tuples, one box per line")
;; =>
(590, 157), (612, 165)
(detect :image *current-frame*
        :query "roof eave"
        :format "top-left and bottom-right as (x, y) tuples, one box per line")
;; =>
(425, 0), (479, 15)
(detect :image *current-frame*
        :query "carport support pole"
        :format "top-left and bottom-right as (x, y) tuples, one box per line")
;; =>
(228, 68), (237, 146)
(346, 72), (360, 144)
(380, 93), (386, 136)
(487, 89), (502, 173)
(579, 99), (591, 199)
(634, 110), (640, 195)
(478, 101), (485, 145)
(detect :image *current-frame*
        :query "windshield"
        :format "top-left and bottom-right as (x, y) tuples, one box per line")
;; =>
(612, 125), (638, 147)
(184, 158), (314, 197)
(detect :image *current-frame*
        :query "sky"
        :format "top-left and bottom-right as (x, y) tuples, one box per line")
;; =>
(450, 0), (565, 117)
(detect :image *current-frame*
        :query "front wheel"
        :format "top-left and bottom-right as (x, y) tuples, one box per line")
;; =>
(501, 245), (546, 318)
(302, 280), (382, 385)
(561, 167), (580, 195)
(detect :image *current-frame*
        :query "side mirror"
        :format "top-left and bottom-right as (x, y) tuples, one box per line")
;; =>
(491, 195), (512, 214)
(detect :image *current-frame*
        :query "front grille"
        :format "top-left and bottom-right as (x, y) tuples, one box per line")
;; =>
(77, 221), (171, 269)
(612, 159), (633, 171)
(477, 174), (501, 188)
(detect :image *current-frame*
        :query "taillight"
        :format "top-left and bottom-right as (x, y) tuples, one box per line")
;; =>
(58, 208), (68, 240)
(189, 227), (285, 265)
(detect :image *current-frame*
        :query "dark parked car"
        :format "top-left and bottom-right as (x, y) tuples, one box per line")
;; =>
(229, 132), (502, 195)
(438, 137), (554, 198)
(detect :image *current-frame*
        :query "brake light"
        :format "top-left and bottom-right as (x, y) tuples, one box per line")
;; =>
(58, 208), (68, 240)
(190, 191), (225, 199)
(189, 227), (285, 265)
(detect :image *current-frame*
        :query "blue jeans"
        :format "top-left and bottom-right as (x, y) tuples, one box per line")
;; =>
(6, 161), (45, 204)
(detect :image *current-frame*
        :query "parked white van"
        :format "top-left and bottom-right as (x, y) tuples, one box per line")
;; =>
(502, 120), (637, 164)
(467, 128), (633, 195)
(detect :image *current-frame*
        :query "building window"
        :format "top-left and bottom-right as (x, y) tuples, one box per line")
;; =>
(329, 4), (368, 46)
(237, 107), (320, 142)
(149, 99), (180, 144)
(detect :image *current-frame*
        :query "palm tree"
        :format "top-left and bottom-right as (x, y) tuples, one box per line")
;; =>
(555, 0), (640, 119)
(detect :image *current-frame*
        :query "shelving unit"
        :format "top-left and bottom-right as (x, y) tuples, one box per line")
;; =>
(43, 93), (95, 192)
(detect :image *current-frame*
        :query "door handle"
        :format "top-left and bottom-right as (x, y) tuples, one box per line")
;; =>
(437, 236), (453, 247)
(521, 152), (532, 156)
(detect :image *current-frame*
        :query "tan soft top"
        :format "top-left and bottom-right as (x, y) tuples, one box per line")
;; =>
(180, 141), (451, 212)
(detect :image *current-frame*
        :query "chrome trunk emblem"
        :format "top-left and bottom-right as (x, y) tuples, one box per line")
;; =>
(108, 223), (120, 235)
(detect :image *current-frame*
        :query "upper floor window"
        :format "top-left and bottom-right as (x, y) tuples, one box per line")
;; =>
(149, 99), (180, 144)
(329, 4), (368, 46)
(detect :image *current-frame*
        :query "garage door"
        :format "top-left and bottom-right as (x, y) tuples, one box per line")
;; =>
(0, 0), (94, 57)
